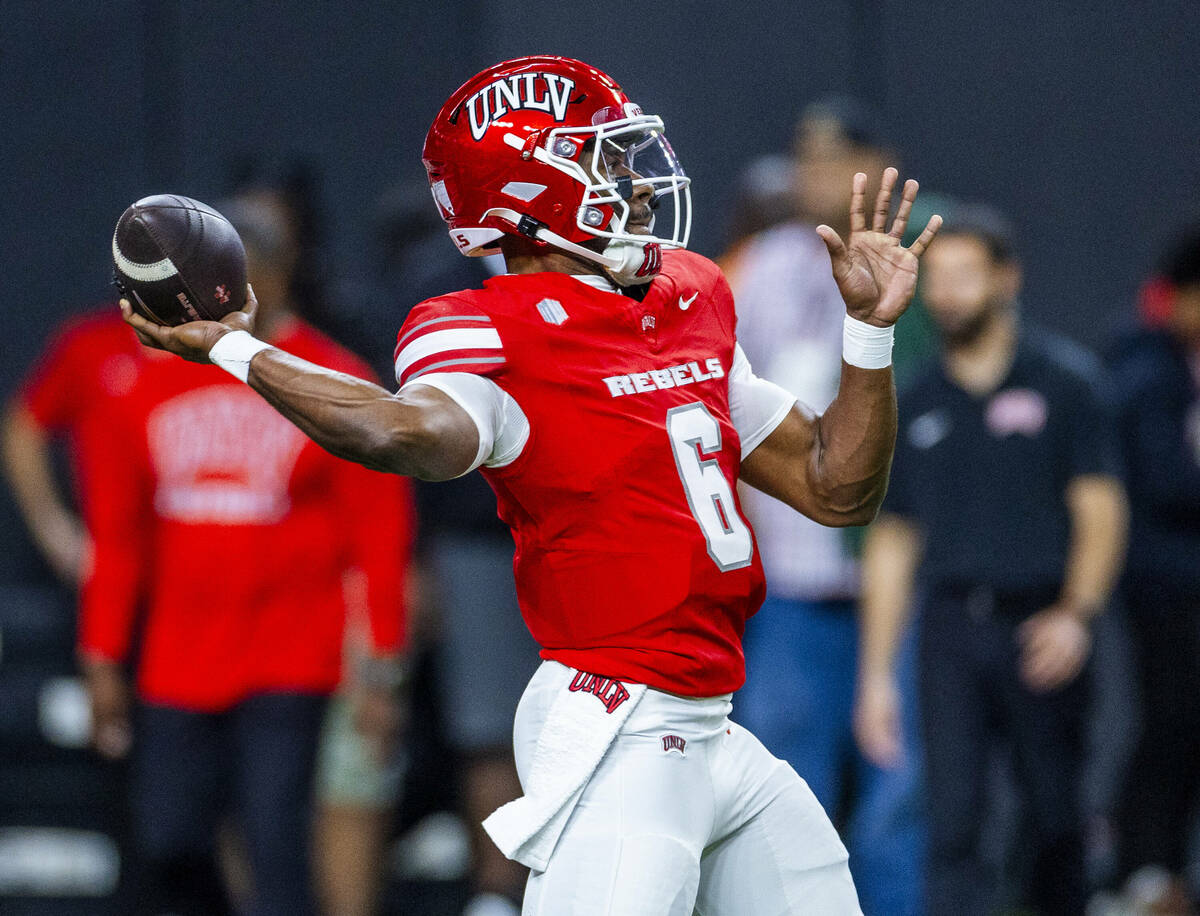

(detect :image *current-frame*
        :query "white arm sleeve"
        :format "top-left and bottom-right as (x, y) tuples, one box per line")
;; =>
(399, 372), (530, 475)
(729, 343), (798, 458)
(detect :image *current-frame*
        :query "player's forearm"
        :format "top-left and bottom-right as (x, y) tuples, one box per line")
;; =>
(246, 349), (474, 480)
(810, 363), (898, 526)
(858, 514), (921, 680)
(1059, 475), (1129, 619)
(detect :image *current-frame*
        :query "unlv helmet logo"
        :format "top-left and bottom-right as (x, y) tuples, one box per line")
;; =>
(464, 73), (576, 141)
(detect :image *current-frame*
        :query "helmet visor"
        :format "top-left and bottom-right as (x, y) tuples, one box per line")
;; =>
(597, 126), (685, 189)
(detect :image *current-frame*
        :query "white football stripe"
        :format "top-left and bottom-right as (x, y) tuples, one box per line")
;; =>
(112, 230), (178, 282)
(394, 327), (504, 379)
(501, 181), (547, 202)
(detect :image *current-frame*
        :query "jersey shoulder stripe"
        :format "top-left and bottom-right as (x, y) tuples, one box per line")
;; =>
(394, 294), (506, 386)
(395, 326), (504, 385)
(396, 313), (492, 348)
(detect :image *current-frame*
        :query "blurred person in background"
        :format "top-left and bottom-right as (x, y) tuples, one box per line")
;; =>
(3, 310), (142, 590)
(1107, 221), (1200, 913)
(79, 186), (414, 916)
(368, 182), (538, 916)
(715, 152), (795, 284)
(728, 95), (945, 916)
(854, 205), (1128, 915)
(1, 286), (144, 913)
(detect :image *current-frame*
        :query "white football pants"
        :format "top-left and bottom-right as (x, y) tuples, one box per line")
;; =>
(513, 661), (862, 915)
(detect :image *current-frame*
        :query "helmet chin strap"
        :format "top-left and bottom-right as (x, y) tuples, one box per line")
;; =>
(483, 207), (659, 287)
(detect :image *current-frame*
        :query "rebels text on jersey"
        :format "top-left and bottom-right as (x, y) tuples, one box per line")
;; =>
(394, 250), (768, 696)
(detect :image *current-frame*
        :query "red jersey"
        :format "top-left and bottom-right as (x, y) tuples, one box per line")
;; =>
(79, 319), (413, 711)
(395, 250), (766, 696)
(18, 309), (146, 519)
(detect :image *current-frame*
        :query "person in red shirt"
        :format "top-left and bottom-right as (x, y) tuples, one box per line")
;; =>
(121, 57), (940, 915)
(67, 189), (411, 916)
(4, 309), (144, 591)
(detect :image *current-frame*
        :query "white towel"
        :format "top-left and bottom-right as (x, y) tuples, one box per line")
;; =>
(483, 670), (646, 871)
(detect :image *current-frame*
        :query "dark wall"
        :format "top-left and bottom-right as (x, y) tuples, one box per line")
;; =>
(3, 0), (1198, 577)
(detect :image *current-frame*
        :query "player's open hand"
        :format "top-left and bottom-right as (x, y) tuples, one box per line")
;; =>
(816, 168), (942, 327)
(120, 283), (259, 364)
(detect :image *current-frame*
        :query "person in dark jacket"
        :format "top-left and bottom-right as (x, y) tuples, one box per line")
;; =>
(1109, 221), (1200, 911)
(855, 205), (1129, 915)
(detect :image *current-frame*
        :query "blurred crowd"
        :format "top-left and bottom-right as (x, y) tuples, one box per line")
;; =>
(2, 96), (1199, 916)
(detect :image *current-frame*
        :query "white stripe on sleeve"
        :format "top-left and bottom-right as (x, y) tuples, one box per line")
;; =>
(394, 327), (504, 380)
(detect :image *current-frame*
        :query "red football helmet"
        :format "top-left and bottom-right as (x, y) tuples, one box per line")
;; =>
(423, 56), (691, 285)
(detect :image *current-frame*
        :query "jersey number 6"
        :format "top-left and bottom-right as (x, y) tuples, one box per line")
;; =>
(666, 403), (754, 571)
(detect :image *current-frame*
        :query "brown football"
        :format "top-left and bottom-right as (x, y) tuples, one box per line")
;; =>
(112, 194), (246, 326)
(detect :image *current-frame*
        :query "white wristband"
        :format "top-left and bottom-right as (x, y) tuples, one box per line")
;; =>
(208, 330), (273, 382)
(843, 314), (894, 369)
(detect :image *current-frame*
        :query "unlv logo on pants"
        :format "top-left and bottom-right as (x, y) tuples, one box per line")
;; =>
(636, 242), (663, 278)
(661, 734), (687, 756)
(568, 670), (631, 714)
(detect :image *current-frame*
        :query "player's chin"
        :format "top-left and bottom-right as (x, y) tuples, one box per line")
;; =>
(626, 222), (652, 236)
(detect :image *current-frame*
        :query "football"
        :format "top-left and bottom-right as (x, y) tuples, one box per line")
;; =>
(112, 194), (247, 326)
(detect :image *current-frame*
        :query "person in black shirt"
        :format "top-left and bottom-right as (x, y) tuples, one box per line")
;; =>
(1108, 221), (1200, 911)
(852, 205), (1128, 915)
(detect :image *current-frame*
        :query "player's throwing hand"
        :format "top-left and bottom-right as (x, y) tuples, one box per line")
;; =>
(816, 167), (942, 328)
(119, 284), (259, 364)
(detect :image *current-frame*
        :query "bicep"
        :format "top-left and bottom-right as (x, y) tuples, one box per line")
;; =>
(387, 384), (484, 481)
(397, 372), (528, 480)
(738, 402), (823, 516)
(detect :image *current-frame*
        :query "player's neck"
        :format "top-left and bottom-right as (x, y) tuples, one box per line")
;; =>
(500, 238), (607, 279)
(943, 309), (1018, 396)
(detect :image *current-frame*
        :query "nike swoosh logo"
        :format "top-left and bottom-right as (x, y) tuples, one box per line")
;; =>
(678, 292), (698, 310)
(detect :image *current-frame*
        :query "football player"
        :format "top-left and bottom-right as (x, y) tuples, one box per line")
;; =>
(122, 56), (940, 914)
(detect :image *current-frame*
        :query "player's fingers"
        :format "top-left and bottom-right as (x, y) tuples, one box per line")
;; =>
(243, 283), (259, 322)
(872, 167), (898, 232)
(120, 299), (168, 349)
(219, 284), (258, 332)
(120, 298), (155, 333)
(889, 178), (919, 239)
(118, 298), (138, 326)
(848, 172), (868, 233)
(907, 213), (943, 257)
(815, 224), (849, 270)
